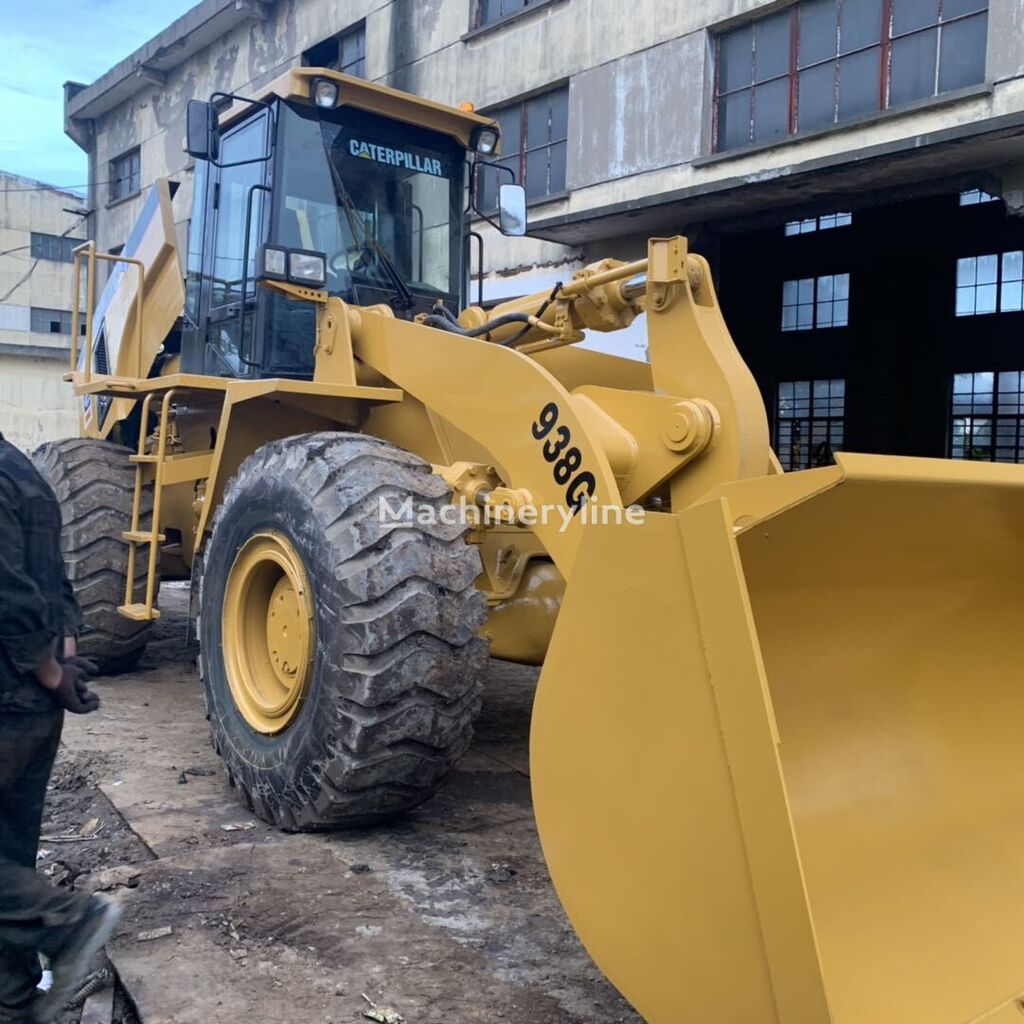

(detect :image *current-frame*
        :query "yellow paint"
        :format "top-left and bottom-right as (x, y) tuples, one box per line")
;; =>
(482, 560), (563, 665)
(60, 150), (1024, 1021)
(222, 531), (315, 734)
(71, 179), (184, 440)
(533, 454), (1024, 1023)
(218, 66), (496, 150)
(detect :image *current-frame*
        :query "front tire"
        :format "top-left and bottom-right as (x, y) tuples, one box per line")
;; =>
(198, 432), (488, 829)
(32, 438), (155, 673)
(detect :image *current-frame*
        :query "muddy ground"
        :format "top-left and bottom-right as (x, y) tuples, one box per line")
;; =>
(41, 585), (640, 1024)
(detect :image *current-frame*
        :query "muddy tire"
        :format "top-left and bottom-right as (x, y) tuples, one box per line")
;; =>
(198, 432), (488, 830)
(32, 438), (154, 674)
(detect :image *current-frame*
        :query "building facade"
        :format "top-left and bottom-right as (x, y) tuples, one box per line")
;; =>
(0, 172), (86, 449)
(64, 0), (1024, 465)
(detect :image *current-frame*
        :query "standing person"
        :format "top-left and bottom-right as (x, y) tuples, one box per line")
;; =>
(0, 432), (121, 1024)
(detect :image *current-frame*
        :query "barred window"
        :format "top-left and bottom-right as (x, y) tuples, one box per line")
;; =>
(951, 371), (1024, 462)
(782, 273), (850, 330)
(30, 307), (84, 336)
(339, 23), (366, 77)
(305, 22), (366, 77)
(480, 86), (568, 209)
(955, 252), (1024, 316)
(29, 232), (84, 263)
(959, 189), (998, 205)
(776, 378), (846, 470)
(109, 148), (141, 203)
(785, 211), (852, 235)
(715, 0), (989, 152)
(475, 0), (541, 28)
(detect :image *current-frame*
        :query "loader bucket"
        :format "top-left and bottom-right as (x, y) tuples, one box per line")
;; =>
(531, 453), (1024, 1024)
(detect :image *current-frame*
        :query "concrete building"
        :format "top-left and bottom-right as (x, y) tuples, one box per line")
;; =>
(65, 0), (1024, 466)
(0, 172), (86, 449)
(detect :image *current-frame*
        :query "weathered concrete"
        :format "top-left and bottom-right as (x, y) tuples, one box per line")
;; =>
(567, 32), (706, 192)
(64, 0), (1024, 293)
(60, 587), (640, 1024)
(0, 171), (84, 447)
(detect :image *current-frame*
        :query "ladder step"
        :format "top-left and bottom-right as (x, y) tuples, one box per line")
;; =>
(118, 603), (161, 621)
(129, 454), (159, 463)
(123, 531), (167, 544)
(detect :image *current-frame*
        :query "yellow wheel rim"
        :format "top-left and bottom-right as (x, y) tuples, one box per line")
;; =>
(222, 531), (315, 734)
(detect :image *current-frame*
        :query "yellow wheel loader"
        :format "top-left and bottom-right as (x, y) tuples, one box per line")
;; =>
(39, 66), (1024, 1023)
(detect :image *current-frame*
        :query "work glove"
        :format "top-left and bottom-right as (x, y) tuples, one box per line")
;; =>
(49, 663), (100, 715)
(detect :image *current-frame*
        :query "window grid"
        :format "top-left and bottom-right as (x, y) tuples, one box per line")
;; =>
(714, 0), (989, 152)
(959, 188), (998, 205)
(109, 148), (141, 203)
(29, 307), (85, 337)
(776, 378), (846, 470)
(951, 371), (1024, 463)
(29, 232), (84, 263)
(785, 211), (853, 235)
(339, 24), (366, 77)
(782, 273), (850, 330)
(481, 86), (568, 208)
(956, 251), (1024, 316)
(475, 0), (539, 28)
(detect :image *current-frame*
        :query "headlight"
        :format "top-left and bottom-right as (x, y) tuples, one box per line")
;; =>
(472, 125), (500, 156)
(289, 250), (326, 286)
(311, 77), (340, 109)
(260, 245), (287, 280)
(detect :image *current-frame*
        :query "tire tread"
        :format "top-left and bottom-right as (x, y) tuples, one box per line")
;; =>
(32, 438), (154, 672)
(200, 431), (487, 830)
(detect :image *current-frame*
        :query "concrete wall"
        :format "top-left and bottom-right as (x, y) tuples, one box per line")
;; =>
(0, 172), (84, 447)
(69, 0), (1024, 297)
(0, 356), (79, 451)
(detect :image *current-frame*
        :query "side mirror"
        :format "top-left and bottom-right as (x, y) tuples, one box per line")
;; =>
(186, 100), (219, 161)
(498, 183), (527, 237)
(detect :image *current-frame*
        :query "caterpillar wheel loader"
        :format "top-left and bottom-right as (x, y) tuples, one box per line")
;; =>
(38, 66), (1024, 1023)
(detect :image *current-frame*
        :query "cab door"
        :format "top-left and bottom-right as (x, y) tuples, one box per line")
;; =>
(201, 110), (272, 377)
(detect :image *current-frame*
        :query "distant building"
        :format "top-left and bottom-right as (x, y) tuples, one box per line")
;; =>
(0, 171), (87, 449)
(64, 0), (1024, 465)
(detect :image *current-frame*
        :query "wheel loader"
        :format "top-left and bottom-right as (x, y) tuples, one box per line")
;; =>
(36, 66), (1024, 1023)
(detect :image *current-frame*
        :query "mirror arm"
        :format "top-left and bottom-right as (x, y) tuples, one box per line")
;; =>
(207, 92), (276, 169)
(469, 230), (484, 307)
(468, 158), (516, 231)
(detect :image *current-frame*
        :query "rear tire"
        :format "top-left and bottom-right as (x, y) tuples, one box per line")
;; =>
(198, 432), (488, 830)
(32, 438), (155, 674)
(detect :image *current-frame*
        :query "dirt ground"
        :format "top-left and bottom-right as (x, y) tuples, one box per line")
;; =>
(42, 584), (641, 1024)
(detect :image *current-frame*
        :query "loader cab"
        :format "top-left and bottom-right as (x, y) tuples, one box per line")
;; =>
(180, 70), (518, 380)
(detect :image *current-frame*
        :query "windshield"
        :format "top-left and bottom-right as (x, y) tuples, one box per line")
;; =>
(275, 100), (465, 306)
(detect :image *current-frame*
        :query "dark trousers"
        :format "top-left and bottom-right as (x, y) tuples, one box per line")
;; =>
(0, 709), (89, 1020)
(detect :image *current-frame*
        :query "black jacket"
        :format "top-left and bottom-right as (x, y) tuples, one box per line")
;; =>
(0, 435), (82, 712)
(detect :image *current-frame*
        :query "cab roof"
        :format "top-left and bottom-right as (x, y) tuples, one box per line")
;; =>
(219, 66), (497, 151)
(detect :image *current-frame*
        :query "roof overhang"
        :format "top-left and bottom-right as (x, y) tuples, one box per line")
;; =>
(64, 0), (275, 140)
(64, 1), (497, 154)
(527, 111), (1024, 243)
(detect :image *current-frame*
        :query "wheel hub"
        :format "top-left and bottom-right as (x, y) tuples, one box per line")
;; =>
(222, 532), (314, 734)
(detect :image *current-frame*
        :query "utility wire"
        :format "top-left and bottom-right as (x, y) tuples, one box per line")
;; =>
(0, 181), (101, 193)
(0, 174), (143, 194)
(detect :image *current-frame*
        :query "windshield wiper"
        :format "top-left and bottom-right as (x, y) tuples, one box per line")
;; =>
(325, 153), (416, 314)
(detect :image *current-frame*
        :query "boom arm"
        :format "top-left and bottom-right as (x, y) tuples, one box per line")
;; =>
(342, 236), (772, 571)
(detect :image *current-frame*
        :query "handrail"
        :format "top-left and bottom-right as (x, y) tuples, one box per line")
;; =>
(70, 242), (147, 382)
(123, 391), (157, 610)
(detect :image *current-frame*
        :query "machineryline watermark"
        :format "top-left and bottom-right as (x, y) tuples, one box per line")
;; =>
(378, 495), (646, 534)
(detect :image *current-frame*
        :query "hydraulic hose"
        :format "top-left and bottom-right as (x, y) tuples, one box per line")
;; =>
(422, 312), (536, 338)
